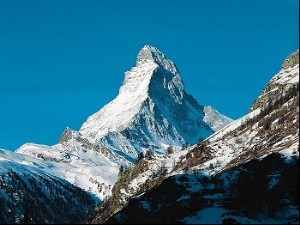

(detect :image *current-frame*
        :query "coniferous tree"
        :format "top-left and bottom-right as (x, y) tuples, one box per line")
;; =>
(22, 202), (31, 224)
(119, 165), (124, 174)
(145, 150), (154, 159)
(137, 152), (144, 161)
(166, 146), (174, 155)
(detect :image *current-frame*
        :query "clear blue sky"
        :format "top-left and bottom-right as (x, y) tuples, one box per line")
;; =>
(0, 0), (298, 150)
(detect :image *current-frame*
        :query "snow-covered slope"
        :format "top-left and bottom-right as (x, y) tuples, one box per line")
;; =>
(15, 45), (231, 200)
(15, 129), (129, 200)
(0, 149), (95, 224)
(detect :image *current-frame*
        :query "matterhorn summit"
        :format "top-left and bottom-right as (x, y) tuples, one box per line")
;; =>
(80, 45), (232, 159)
(136, 45), (180, 75)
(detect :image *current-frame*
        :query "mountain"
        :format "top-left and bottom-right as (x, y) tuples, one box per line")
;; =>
(79, 45), (232, 160)
(88, 49), (299, 224)
(0, 149), (95, 224)
(14, 45), (231, 200)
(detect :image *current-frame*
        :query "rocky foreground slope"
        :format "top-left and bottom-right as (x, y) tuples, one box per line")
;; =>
(88, 49), (299, 224)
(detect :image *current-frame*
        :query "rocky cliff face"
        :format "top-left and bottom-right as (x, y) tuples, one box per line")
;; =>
(88, 49), (299, 224)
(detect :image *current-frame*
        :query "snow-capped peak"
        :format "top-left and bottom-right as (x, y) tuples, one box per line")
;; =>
(79, 45), (231, 155)
(136, 45), (179, 75)
(79, 45), (185, 140)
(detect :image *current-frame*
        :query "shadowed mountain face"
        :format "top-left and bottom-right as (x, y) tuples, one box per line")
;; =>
(88, 49), (299, 224)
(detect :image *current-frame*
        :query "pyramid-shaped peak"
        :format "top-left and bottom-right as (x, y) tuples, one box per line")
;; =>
(136, 45), (179, 75)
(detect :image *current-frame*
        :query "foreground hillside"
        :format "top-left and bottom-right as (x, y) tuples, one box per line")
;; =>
(107, 153), (298, 224)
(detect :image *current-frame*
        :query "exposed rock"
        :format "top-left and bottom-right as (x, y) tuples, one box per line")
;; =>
(282, 49), (299, 69)
(59, 127), (73, 143)
(251, 49), (299, 111)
